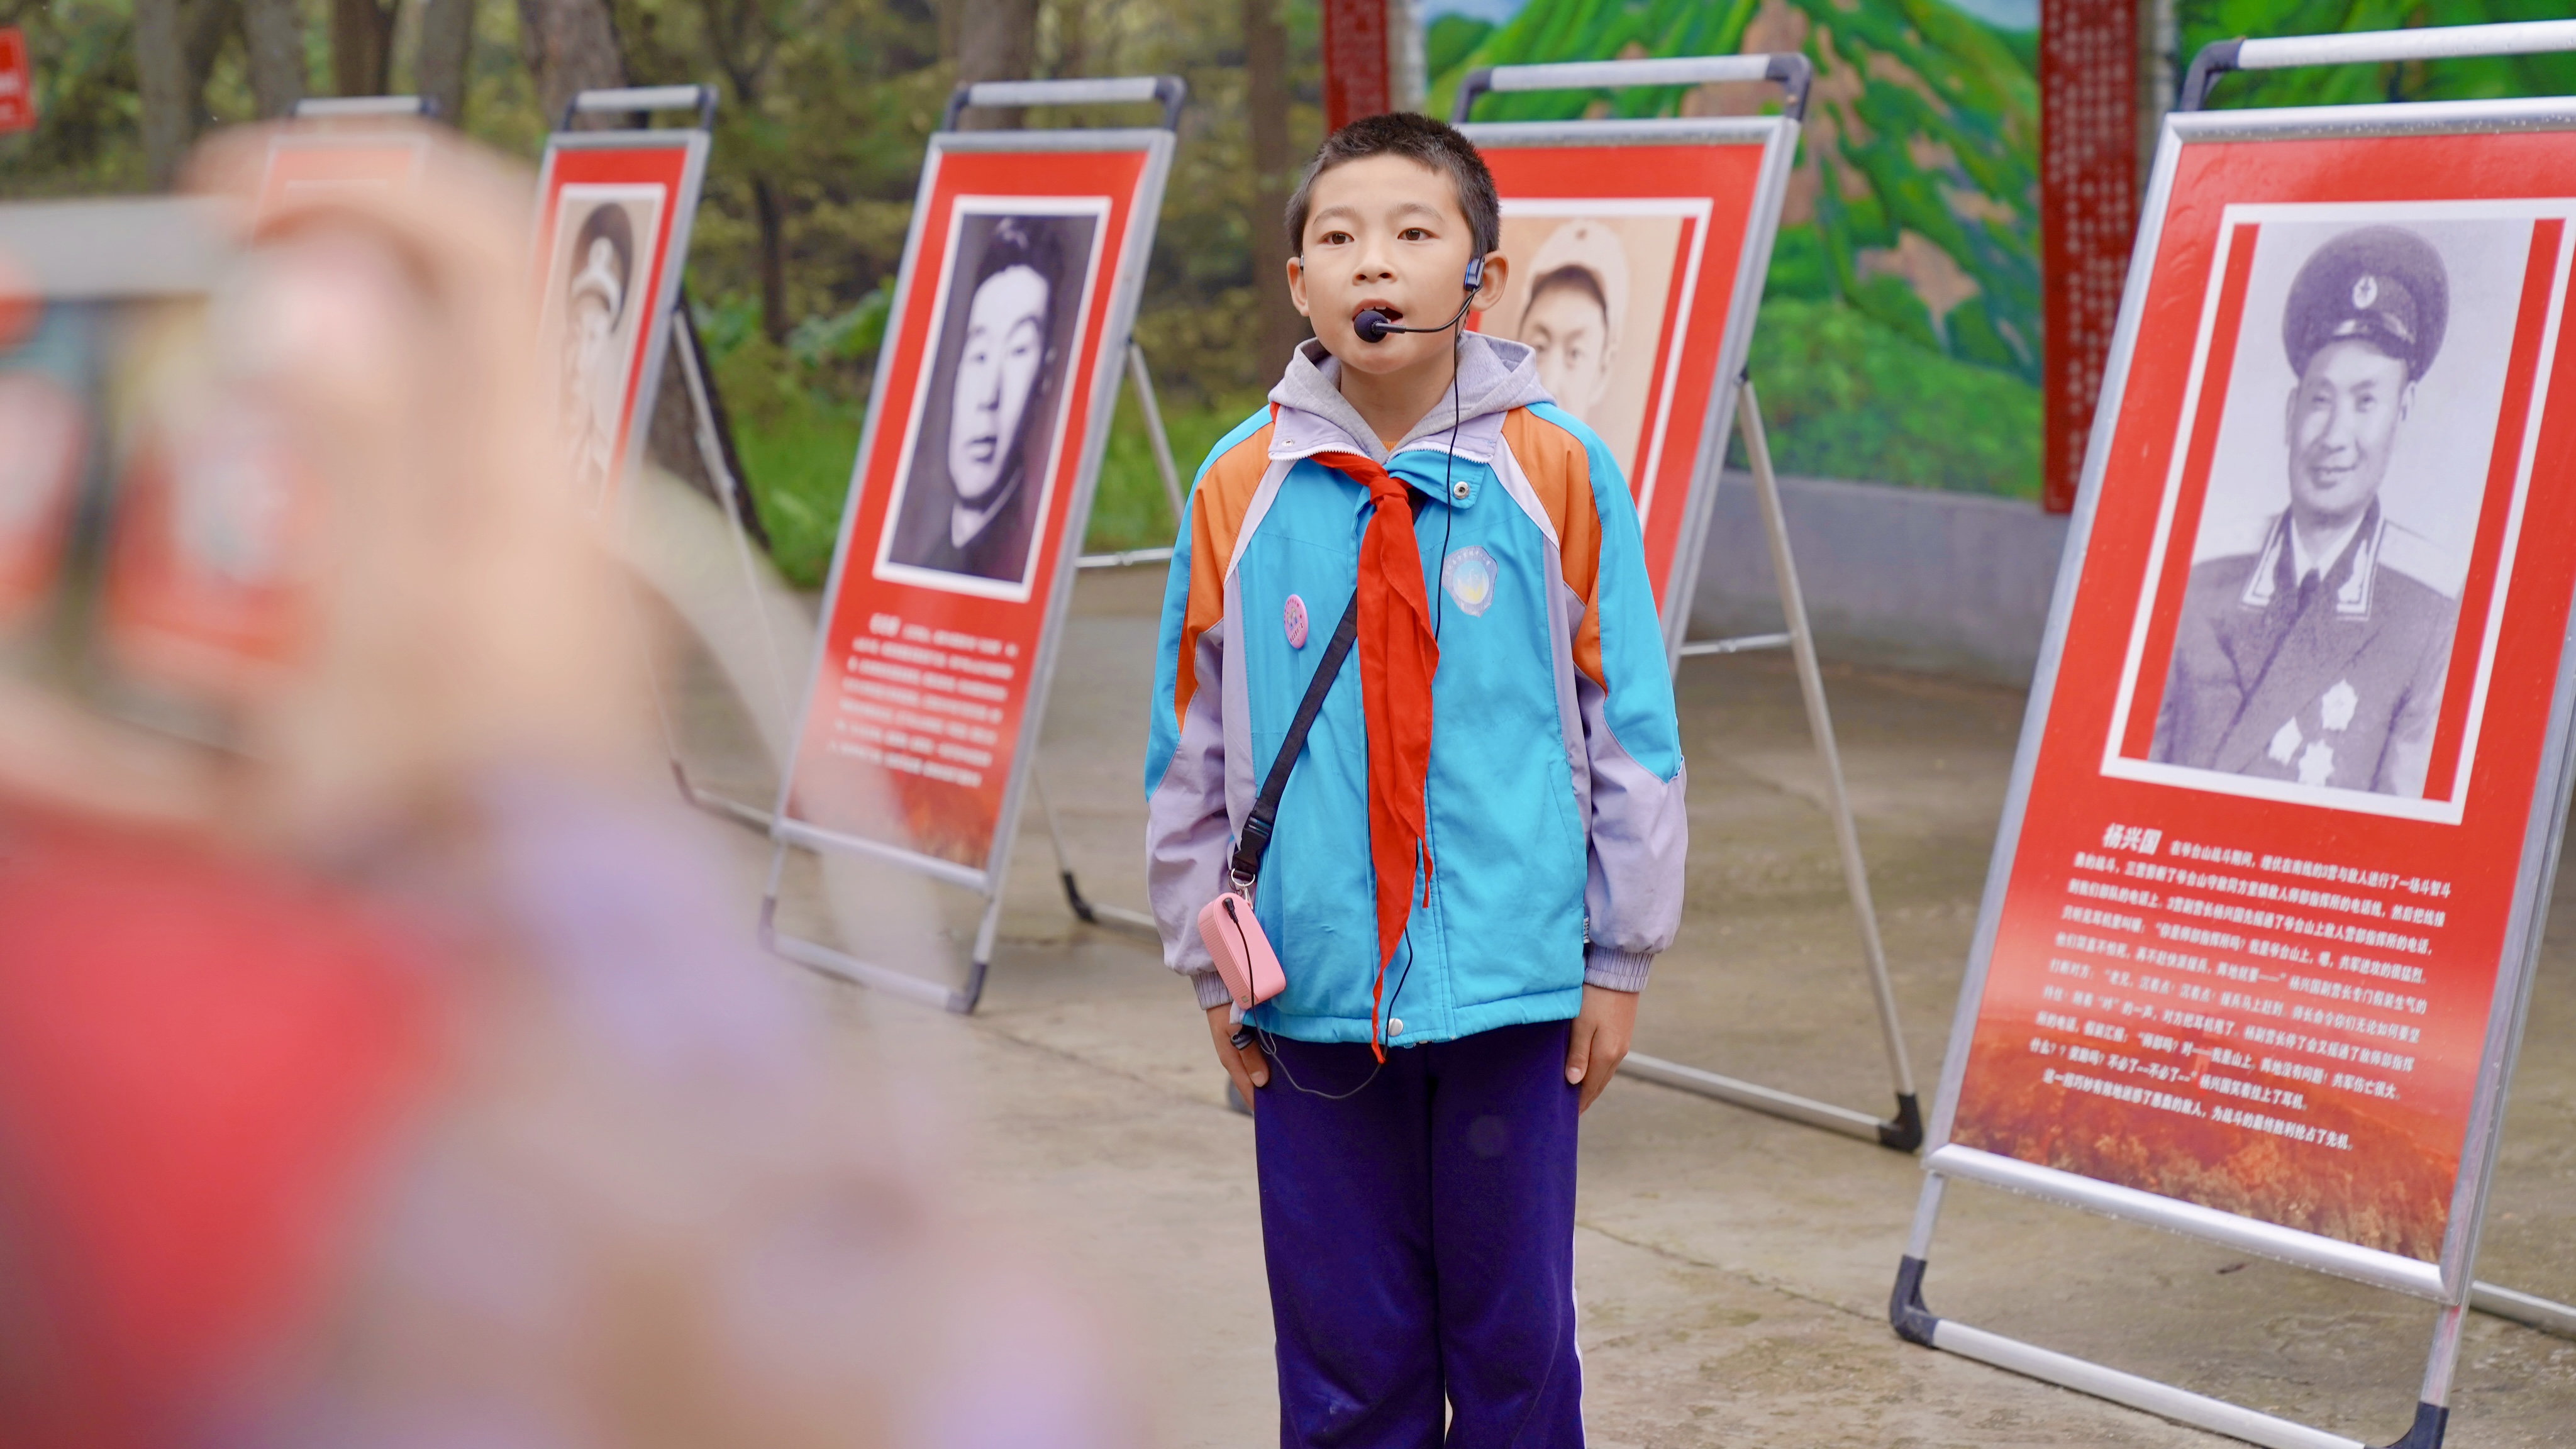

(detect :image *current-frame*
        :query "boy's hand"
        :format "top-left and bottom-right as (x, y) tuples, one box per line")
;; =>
(1565, 984), (1638, 1113)
(1206, 1003), (1270, 1105)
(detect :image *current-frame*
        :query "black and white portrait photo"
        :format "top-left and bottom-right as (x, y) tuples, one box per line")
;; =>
(875, 204), (1102, 599)
(2126, 210), (2555, 811)
(538, 184), (666, 507)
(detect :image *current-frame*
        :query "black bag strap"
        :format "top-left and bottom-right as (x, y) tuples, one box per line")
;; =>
(1229, 589), (1361, 889)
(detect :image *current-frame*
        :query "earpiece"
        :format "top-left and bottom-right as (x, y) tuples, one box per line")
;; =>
(1463, 256), (1485, 292)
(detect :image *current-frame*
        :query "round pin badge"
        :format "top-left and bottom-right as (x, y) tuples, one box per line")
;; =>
(1284, 593), (1309, 648)
(1441, 546), (1497, 618)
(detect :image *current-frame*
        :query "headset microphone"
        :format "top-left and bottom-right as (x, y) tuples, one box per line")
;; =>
(1353, 257), (1486, 344)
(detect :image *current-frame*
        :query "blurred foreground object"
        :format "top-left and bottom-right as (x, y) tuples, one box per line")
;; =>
(0, 124), (1128, 1449)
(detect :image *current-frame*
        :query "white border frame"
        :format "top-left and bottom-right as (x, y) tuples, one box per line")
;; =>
(2095, 198), (2576, 825)
(866, 194), (1114, 604)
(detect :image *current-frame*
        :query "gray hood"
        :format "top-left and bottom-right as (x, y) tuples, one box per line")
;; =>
(1265, 332), (1554, 465)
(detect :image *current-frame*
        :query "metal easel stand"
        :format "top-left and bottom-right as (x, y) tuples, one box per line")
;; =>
(1036, 341), (1188, 941)
(759, 835), (998, 1014)
(1891, 1162), (2571, 1449)
(1629, 375), (1923, 1151)
(660, 289), (797, 831)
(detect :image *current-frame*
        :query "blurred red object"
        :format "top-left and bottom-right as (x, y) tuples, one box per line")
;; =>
(0, 28), (33, 136)
(0, 804), (431, 1449)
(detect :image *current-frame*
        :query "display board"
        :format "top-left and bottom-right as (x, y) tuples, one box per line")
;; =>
(529, 130), (707, 512)
(1931, 123), (2576, 1287)
(774, 125), (1172, 892)
(1901, 32), (2576, 1444)
(1458, 109), (1797, 660)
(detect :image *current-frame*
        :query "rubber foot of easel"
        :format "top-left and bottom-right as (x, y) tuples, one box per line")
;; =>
(1891, 1253), (1939, 1346)
(1877, 1092), (1924, 1152)
(2380, 1402), (2446, 1449)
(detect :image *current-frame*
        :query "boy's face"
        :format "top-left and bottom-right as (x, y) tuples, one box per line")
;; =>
(1289, 155), (1504, 377)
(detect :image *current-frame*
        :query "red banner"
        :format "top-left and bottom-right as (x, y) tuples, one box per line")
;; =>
(782, 143), (1155, 875)
(1467, 133), (1778, 617)
(2040, 0), (2138, 514)
(1321, 0), (1389, 131)
(0, 27), (31, 136)
(1948, 131), (2576, 1260)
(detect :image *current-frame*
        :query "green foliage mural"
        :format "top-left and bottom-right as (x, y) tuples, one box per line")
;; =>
(1428, 0), (2045, 496)
(2179, 0), (2576, 109)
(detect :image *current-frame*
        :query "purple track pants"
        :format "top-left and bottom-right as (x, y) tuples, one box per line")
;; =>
(1253, 1019), (1583, 1449)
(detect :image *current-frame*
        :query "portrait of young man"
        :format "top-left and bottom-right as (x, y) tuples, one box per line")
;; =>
(1515, 218), (1626, 429)
(880, 211), (1097, 594)
(2149, 224), (2483, 800)
(1485, 208), (1684, 496)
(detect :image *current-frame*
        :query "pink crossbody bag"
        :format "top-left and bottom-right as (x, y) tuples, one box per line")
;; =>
(1196, 590), (1360, 1014)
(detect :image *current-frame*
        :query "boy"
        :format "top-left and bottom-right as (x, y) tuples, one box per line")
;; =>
(1145, 114), (1685, 1446)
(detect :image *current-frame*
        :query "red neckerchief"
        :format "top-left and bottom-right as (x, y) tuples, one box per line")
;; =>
(1309, 450), (1438, 1059)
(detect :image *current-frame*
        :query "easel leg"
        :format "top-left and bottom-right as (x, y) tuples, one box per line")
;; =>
(1737, 376), (1923, 1147)
(1127, 342), (1189, 526)
(643, 295), (787, 830)
(1034, 772), (1159, 936)
(675, 294), (796, 740)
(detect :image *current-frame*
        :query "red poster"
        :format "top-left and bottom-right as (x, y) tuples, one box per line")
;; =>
(0, 27), (33, 135)
(780, 139), (1164, 876)
(1944, 130), (2576, 1262)
(530, 133), (704, 511)
(1465, 121), (1794, 645)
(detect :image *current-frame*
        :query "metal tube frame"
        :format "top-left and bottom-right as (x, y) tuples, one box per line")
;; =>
(662, 286), (797, 832)
(1893, 45), (2576, 1449)
(1625, 380), (1921, 1150)
(1042, 345), (1187, 938)
(1458, 60), (1918, 1150)
(290, 95), (436, 119)
(562, 84), (718, 133)
(763, 86), (1182, 1014)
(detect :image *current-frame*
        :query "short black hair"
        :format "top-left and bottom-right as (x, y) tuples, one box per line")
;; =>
(974, 214), (1067, 328)
(1523, 264), (1609, 330)
(1285, 113), (1500, 262)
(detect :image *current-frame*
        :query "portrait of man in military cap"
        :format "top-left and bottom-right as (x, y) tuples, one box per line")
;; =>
(2148, 223), (2475, 800)
(538, 186), (667, 508)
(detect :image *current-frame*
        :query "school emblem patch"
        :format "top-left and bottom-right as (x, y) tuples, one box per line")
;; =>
(1441, 546), (1496, 618)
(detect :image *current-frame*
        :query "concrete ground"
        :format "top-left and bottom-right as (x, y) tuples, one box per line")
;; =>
(643, 494), (2576, 1448)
